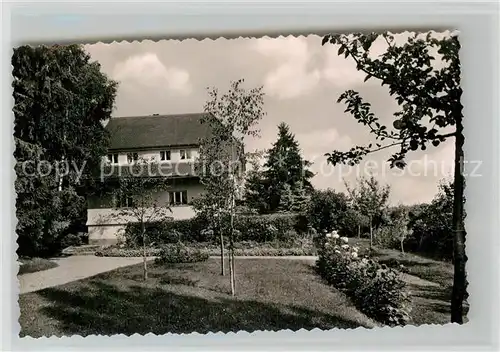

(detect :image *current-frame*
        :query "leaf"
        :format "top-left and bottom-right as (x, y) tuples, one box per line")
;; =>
(338, 45), (345, 56)
(364, 74), (372, 82)
(322, 36), (330, 46)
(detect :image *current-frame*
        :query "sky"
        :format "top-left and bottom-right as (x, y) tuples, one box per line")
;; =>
(85, 31), (455, 205)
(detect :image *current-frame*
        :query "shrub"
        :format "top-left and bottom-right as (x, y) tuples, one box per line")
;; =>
(125, 217), (207, 246)
(316, 232), (411, 326)
(374, 206), (412, 251)
(124, 213), (307, 246)
(18, 257), (59, 275)
(235, 213), (302, 242)
(60, 232), (87, 249)
(306, 190), (350, 234)
(155, 243), (209, 264)
(404, 180), (459, 260)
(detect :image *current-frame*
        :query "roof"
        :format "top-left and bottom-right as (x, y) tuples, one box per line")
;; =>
(105, 113), (213, 151)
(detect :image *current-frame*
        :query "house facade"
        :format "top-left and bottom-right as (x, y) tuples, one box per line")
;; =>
(87, 113), (215, 245)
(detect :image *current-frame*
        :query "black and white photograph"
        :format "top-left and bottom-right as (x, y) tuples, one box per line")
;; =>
(13, 29), (470, 337)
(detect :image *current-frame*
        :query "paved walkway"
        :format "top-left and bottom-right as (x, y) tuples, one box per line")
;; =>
(18, 256), (147, 294)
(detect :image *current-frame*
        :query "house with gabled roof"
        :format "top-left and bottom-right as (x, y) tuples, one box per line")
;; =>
(86, 112), (240, 245)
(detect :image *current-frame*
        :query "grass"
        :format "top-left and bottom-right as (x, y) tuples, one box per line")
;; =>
(19, 258), (377, 337)
(347, 237), (466, 325)
(18, 258), (59, 275)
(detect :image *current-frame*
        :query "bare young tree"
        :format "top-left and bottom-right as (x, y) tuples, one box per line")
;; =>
(196, 78), (266, 295)
(112, 158), (171, 281)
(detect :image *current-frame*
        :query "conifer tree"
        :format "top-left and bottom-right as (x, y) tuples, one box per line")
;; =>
(263, 122), (314, 212)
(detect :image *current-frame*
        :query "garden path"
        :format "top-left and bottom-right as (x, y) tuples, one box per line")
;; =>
(18, 256), (150, 294)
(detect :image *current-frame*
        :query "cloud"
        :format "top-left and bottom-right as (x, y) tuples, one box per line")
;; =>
(295, 128), (354, 188)
(321, 45), (366, 87)
(252, 37), (321, 99)
(85, 33), (454, 205)
(112, 53), (192, 95)
(296, 128), (352, 159)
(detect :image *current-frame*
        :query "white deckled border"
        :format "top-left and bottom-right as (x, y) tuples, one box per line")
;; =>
(2, 1), (499, 351)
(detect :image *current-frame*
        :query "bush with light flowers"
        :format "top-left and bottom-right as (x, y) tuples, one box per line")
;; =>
(316, 231), (411, 326)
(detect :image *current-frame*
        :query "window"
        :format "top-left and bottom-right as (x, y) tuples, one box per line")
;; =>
(180, 149), (191, 160)
(116, 194), (135, 208)
(107, 153), (119, 164)
(169, 190), (188, 206)
(127, 152), (139, 163)
(160, 150), (171, 161)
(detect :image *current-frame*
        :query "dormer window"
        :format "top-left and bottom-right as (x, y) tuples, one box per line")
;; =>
(107, 153), (119, 164)
(127, 152), (138, 163)
(180, 149), (191, 160)
(160, 150), (171, 161)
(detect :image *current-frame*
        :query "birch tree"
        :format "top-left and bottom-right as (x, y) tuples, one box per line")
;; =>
(111, 158), (171, 280)
(197, 78), (265, 295)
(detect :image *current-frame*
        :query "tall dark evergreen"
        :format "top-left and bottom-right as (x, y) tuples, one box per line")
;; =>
(262, 122), (314, 212)
(243, 156), (270, 213)
(12, 44), (118, 256)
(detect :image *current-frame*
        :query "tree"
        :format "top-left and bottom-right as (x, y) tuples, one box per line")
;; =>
(385, 205), (413, 253)
(243, 151), (269, 213)
(14, 138), (84, 257)
(306, 189), (349, 234)
(12, 44), (117, 256)
(110, 159), (171, 281)
(341, 207), (370, 238)
(322, 31), (466, 323)
(262, 122), (314, 212)
(345, 176), (390, 249)
(407, 179), (457, 259)
(290, 181), (310, 213)
(197, 78), (266, 295)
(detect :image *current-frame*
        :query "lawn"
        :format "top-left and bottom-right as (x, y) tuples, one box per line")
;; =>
(19, 258), (377, 337)
(347, 238), (466, 325)
(18, 258), (59, 275)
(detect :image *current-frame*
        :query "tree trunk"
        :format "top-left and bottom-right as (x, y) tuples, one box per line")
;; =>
(228, 242), (235, 296)
(229, 195), (236, 296)
(142, 223), (148, 281)
(400, 237), (405, 254)
(219, 223), (225, 276)
(451, 118), (466, 324)
(231, 247), (236, 290)
(369, 216), (373, 250)
(418, 232), (425, 251)
(357, 224), (361, 238)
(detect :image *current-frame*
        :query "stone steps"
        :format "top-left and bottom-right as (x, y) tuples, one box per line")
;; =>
(62, 244), (101, 256)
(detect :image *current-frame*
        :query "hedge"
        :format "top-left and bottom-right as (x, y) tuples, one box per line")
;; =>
(125, 212), (309, 246)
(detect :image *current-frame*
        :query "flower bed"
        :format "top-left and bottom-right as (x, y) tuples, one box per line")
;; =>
(316, 231), (411, 326)
(95, 241), (317, 258)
